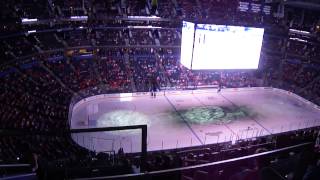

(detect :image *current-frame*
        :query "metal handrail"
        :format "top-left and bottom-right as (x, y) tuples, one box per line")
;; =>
(0, 164), (31, 168)
(0, 173), (36, 180)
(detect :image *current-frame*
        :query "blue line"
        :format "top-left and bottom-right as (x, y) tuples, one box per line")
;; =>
(219, 93), (272, 135)
(164, 95), (204, 145)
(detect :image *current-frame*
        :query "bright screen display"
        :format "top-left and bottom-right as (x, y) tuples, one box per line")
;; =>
(180, 21), (195, 69)
(192, 24), (264, 70)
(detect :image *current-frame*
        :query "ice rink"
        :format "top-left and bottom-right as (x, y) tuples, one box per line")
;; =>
(70, 87), (320, 153)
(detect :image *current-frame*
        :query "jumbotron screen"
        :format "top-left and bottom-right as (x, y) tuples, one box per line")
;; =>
(180, 21), (195, 69)
(181, 23), (264, 70)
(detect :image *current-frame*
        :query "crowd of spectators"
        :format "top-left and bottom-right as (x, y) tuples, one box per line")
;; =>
(130, 56), (161, 91)
(0, 28), (181, 61)
(0, 69), (69, 131)
(43, 53), (98, 92)
(1, 0), (299, 35)
(97, 54), (132, 93)
(0, 0), (320, 179)
(274, 36), (320, 104)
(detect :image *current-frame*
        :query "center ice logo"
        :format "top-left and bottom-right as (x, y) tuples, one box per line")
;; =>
(179, 105), (256, 125)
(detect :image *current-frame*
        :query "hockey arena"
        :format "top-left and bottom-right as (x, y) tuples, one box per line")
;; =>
(2, 0), (320, 179)
(70, 87), (320, 153)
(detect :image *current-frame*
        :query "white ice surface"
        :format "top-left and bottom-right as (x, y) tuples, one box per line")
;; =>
(70, 88), (320, 153)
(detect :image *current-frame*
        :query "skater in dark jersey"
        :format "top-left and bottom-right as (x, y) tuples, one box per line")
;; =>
(217, 75), (222, 93)
(149, 75), (159, 98)
(217, 82), (222, 93)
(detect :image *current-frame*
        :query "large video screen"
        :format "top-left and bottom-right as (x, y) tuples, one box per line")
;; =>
(192, 24), (264, 70)
(180, 21), (195, 69)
